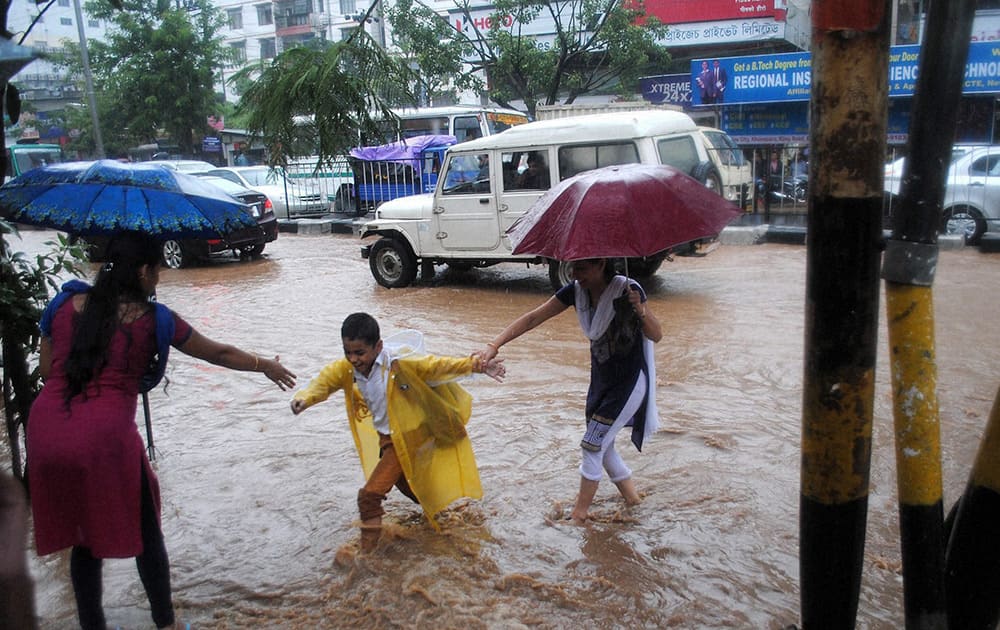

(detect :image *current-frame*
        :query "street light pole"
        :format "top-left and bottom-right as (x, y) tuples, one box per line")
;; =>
(71, 0), (105, 158)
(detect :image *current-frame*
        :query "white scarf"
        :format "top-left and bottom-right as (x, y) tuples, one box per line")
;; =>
(574, 275), (659, 447)
(575, 275), (629, 340)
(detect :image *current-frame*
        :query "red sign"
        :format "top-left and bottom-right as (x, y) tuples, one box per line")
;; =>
(644, 0), (785, 25)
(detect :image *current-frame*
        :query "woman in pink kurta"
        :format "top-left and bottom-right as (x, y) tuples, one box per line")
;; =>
(26, 231), (296, 630)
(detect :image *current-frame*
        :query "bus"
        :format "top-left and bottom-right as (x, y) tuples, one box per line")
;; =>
(4, 141), (64, 183)
(387, 105), (529, 142)
(286, 105), (530, 213)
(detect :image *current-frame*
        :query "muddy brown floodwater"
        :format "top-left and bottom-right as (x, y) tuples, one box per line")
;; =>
(4, 228), (999, 629)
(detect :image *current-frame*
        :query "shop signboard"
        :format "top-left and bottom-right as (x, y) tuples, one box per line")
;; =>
(658, 18), (785, 47)
(639, 74), (692, 106)
(644, 0), (787, 24)
(721, 100), (913, 145)
(449, 1), (785, 51)
(688, 41), (1000, 106)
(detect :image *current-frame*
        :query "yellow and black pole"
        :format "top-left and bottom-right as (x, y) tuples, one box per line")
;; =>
(882, 0), (976, 627)
(799, 1), (889, 627)
(944, 386), (1000, 629)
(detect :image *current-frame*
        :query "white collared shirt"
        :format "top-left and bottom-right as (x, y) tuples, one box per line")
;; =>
(354, 349), (391, 434)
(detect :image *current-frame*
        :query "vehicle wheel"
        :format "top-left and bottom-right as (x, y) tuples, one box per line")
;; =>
(161, 239), (191, 269)
(369, 238), (418, 288)
(548, 259), (573, 290)
(941, 206), (986, 244)
(240, 243), (265, 258)
(690, 161), (723, 197)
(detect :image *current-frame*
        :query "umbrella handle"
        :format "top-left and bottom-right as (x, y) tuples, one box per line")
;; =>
(142, 392), (156, 461)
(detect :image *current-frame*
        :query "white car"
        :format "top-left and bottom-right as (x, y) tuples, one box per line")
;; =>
(204, 166), (328, 219)
(884, 144), (1000, 243)
(145, 159), (217, 174)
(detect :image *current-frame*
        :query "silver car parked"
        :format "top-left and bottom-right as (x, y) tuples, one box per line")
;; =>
(884, 144), (1000, 244)
(205, 166), (328, 219)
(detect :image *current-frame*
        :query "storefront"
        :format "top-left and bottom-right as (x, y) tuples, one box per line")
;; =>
(642, 40), (1000, 214)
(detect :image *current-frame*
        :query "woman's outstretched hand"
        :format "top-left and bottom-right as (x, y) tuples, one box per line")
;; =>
(260, 356), (296, 391)
(483, 357), (506, 383)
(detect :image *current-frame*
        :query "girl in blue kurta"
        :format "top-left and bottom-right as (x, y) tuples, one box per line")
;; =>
(479, 258), (662, 524)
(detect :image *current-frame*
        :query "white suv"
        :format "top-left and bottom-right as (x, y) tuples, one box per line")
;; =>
(359, 111), (747, 289)
(884, 144), (1000, 244)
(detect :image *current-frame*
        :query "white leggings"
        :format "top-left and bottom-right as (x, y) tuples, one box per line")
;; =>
(579, 373), (647, 482)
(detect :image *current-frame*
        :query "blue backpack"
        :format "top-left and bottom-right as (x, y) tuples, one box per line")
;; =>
(39, 280), (175, 393)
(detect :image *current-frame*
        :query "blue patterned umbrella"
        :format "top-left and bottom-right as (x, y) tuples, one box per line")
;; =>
(0, 159), (256, 238)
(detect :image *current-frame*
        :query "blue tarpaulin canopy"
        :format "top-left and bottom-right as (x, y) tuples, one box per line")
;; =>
(349, 134), (457, 169)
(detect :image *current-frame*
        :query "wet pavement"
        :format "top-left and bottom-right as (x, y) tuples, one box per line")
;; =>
(3, 228), (998, 628)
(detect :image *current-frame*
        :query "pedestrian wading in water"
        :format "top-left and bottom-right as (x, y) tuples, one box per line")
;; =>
(478, 258), (662, 524)
(290, 313), (505, 553)
(26, 230), (296, 630)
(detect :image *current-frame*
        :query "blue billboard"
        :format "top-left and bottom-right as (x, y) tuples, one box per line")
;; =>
(685, 41), (1000, 106)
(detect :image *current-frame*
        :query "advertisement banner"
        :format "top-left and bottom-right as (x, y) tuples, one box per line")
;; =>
(639, 74), (692, 106)
(720, 101), (913, 144)
(689, 41), (1000, 106)
(644, 0), (787, 25)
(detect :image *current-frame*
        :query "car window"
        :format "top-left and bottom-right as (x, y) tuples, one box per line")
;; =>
(969, 156), (992, 176)
(702, 130), (745, 167)
(210, 171), (242, 185)
(557, 142), (638, 180)
(453, 116), (481, 142)
(441, 153), (490, 194)
(657, 136), (701, 174)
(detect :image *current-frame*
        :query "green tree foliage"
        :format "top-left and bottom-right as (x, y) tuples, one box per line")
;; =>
(385, 0), (670, 118)
(60, 0), (229, 155)
(0, 222), (87, 482)
(234, 19), (419, 169)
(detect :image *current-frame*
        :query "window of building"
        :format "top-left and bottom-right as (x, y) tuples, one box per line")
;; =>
(256, 3), (273, 25)
(88, 19), (99, 28)
(259, 37), (276, 59)
(229, 41), (247, 65)
(227, 8), (243, 29)
(59, 17), (72, 26)
(339, 0), (356, 15)
(57, 0), (69, 6)
(340, 26), (357, 41)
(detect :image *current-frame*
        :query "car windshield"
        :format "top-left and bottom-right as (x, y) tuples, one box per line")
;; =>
(238, 167), (283, 186)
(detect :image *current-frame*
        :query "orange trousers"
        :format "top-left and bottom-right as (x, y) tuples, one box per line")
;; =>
(357, 433), (418, 521)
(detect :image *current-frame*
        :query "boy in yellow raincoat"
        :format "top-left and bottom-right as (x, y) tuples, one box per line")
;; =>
(290, 313), (504, 552)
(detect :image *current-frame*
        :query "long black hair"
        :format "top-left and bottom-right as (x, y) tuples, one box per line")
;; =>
(64, 231), (162, 400)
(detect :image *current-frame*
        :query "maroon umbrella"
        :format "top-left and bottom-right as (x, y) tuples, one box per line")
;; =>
(507, 163), (743, 260)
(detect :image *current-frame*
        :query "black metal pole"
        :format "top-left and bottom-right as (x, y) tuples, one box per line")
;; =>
(799, 2), (890, 627)
(945, 386), (1000, 630)
(881, 1), (976, 627)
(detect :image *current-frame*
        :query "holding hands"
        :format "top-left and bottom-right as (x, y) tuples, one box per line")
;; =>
(480, 356), (506, 383)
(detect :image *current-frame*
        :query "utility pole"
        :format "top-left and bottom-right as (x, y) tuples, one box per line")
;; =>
(799, 1), (890, 627)
(71, 0), (104, 158)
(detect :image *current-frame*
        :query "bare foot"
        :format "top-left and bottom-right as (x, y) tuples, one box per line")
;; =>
(359, 526), (381, 554)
